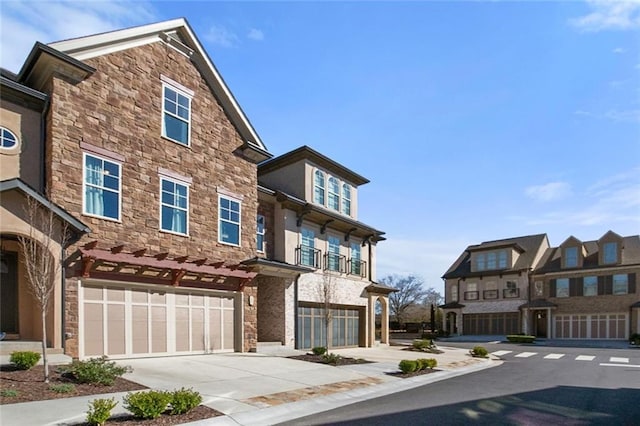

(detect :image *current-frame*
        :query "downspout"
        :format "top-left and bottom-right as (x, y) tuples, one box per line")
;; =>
(40, 95), (50, 193)
(294, 274), (300, 349)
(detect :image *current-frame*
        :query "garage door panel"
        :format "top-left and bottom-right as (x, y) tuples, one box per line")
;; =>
(132, 306), (149, 354)
(555, 313), (627, 339)
(210, 308), (222, 351)
(223, 309), (234, 349)
(176, 307), (189, 352)
(151, 306), (167, 353)
(192, 308), (205, 351)
(84, 303), (104, 356)
(107, 304), (126, 355)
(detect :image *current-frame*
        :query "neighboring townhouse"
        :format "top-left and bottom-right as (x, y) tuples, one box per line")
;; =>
(246, 146), (391, 350)
(0, 71), (90, 353)
(527, 231), (639, 340)
(1, 19), (272, 359)
(441, 234), (549, 336)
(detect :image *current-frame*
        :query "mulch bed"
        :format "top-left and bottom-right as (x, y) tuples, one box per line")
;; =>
(288, 353), (372, 366)
(386, 368), (439, 379)
(1, 365), (223, 425)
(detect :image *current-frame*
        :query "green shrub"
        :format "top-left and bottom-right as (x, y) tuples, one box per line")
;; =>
(506, 335), (536, 344)
(169, 387), (203, 415)
(124, 390), (172, 419)
(417, 358), (438, 370)
(630, 333), (640, 345)
(312, 346), (327, 356)
(412, 339), (433, 350)
(1, 389), (18, 398)
(10, 351), (41, 370)
(322, 352), (342, 365)
(470, 346), (489, 358)
(398, 359), (419, 374)
(86, 397), (117, 426)
(49, 383), (76, 394)
(61, 356), (131, 386)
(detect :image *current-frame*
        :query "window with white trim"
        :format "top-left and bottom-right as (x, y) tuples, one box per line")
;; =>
(476, 253), (486, 271)
(603, 242), (617, 264)
(498, 250), (507, 268)
(0, 127), (18, 149)
(314, 170), (325, 205)
(583, 276), (597, 296)
(613, 274), (628, 295)
(556, 278), (569, 298)
(83, 153), (121, 221)
(342, 183), (351, 215)
(350, 242), (361, 275)
(327, 176), (340, 211)
(564, 247), (578, 268)
(327, 235), (341, 271)
(162, 83), (191, 145)
(160, 177), (189, 235)
(487, 252), (497, 269)
(219, 195), (241, 245)
(451, 285), (458, 302)
(257, 214), (266, 252)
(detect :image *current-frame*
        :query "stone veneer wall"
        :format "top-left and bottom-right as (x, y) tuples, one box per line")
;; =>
(256, 276), (291, 344)
(44, 41), (260, 357)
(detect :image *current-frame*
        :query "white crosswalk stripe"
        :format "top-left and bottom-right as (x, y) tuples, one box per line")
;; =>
(491, 350), (512, 357)
(609, 357), (629, 363)
(576, 355), (596, 361)
(544, 353), (565, 360)
(514, 352), (537, 358)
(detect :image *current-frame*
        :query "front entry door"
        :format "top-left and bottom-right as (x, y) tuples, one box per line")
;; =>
(535, 311), (547, 338)
(0, 251), (19, 334)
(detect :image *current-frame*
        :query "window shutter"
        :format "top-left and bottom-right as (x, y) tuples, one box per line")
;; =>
(549, 279), (556, 297)
(629, 273), (636, 294)
(598, 276), (605, 295)
(576, 277), (583, 297)
(569, 278), (578, 297)
(604, 275), (613, 295)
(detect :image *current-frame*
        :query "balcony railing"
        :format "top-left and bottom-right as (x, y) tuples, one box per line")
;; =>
(323, 252), (346, 273)
(347, 259), (367, 278)
(464, 291), (479, 301)
(503, 288), (520, 298)
(483, 289), (498, 299)
(296, 246), (321, 268)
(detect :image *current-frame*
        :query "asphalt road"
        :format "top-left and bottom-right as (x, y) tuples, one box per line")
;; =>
(281, 343), (640, 425)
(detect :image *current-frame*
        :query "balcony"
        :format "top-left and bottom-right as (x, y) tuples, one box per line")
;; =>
(503, 288), (520, 298)
(296, 245), (320, 268)
(483, 289), (498, 299)
(323, 252), (346, 273)
(347, 258), (367, 278)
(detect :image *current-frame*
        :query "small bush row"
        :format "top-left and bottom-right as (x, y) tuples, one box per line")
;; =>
(506, 335), (536, 344)
(87, 388), (203, 425)
(322, 352), (342, 365)
(59, 356), (131, 386)
(10, 351), (41, 370)
(398, 358), (437, 374)
(469, 346), (489, 358)
(312, 346), (327, 356)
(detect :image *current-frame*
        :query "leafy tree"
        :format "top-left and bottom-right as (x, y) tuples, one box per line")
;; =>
(381, 274), (428, 326)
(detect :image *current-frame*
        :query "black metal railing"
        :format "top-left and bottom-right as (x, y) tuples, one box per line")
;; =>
(323, 252), (346, 273)
(295, 246), (321, 268)
(347, 259), (367, 278)
(483, 289), (498, 299)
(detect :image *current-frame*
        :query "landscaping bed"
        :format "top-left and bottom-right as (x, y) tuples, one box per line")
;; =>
(288, 353), (371, 366)
(72, 405), (221, 425)
(386, 368), (439, 379)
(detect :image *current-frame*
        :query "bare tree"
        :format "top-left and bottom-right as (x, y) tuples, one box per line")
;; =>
(18, 194), (67, 382)
(381, 274), (428, 327)
(316, 270), (336, 350)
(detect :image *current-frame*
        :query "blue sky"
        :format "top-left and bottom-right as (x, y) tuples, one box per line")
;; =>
(2, 1), (639, 295)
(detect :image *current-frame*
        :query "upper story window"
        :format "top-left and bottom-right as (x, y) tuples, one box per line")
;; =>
(219, 195), (241, 246)
(498, 250), (507, 268)
(556, 278), (569, 298)
(83, 153), (121, 221)
(564, 246), (578, 268)
(583, 276), (597, 296)
(327, 176), (340, 211)
(299, 227), (316, 267)
(342, 184), (351, 216)
(326, 235), (342, 271)
(314, 170), (325, 205)
(349, 242), (361, 275)
(504, 281), (519, 298)
(487, 252), (497, 269)
(162, 81), (192, 146)
(257, 214), (266, 252)
(603, 242), (617, 264)
(464, 283), (478, 300)
(613, 274), (628, 295)
(160, 177), (189, 235)
(0, 127), (18, 149)
(476, 253), (486, 271)
(451, 285), (458, 302)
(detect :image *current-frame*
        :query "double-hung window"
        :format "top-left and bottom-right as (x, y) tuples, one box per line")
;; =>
(314, 170), (325, 205)
(583, 276), (597, 296)
(564, 247), (578, 268)
(327, 235), (341, 271)
(350, 242), (361, 275)
(300, 228), (316, 267)
(476, 253), (486, 271)
(327, 176), (340, 211)
(162, 78), (192, 146)
(83, 153), (121, 221)
(219, 195), (241, 246)
(603, 242), (617, 264)
(498, 250), (507, 268)
(613, 274), (628, 295)
(257, 214), (266, 252)
(342, 184), (351, 216)
(556, 278), (569, 297)
(160, 177), (189, 235)
(487, 252), (497, 269)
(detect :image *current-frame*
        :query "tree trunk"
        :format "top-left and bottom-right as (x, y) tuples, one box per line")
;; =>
(41, 308), (49, 383)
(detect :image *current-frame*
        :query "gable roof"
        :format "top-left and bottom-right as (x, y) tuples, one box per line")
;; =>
(19, 18), (270, 162)
(258, 145), (370, 186)
(442, 233), (548, 279)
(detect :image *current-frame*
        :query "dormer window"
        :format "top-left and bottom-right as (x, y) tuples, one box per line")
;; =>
(314, 170), (325, 205)
(603, 242), (617, 264)
(564, 246), (578, 268)
(476, 253), (486, 271)
(498, 250), (507, 268)
(487, 252), (496, 269)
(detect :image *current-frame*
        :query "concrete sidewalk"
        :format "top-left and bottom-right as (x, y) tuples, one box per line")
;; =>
(0, 344), (495, 426)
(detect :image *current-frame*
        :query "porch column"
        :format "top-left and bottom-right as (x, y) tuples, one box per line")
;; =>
(522, 308), (529, 335)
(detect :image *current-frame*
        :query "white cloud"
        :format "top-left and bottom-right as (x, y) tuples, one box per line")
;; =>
(613, 47), (626, 53)
(569, 0), (640, 32)
(0, 1), (156, 72)
(525, 182), (573, 202)
(204, 24), (239, 48)
(247, 28), (264, 41)
(574, 109), (640, 122)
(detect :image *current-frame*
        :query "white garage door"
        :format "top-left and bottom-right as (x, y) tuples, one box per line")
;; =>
(554, 313), (627, 339)
(81, 283), (236, 358)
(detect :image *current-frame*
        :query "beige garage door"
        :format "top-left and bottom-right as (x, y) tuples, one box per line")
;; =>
(554, 313), (627, 339)
(81, 284), (236, 358)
